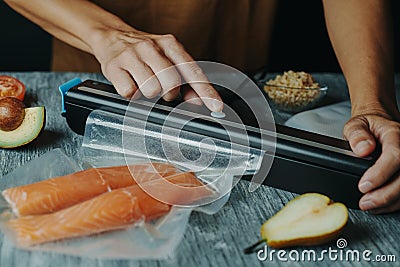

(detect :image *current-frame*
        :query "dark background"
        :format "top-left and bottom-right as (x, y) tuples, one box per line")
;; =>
(1, 1), (399, 73)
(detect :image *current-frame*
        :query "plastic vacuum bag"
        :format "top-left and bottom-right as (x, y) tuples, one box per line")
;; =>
(81, 110), (264, 207)
(0, 149), (196, 259)
(0, 110), (263, 259)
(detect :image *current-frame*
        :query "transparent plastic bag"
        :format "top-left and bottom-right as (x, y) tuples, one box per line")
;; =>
(0, 149), (195, 259)
(0, 110), (263, 259)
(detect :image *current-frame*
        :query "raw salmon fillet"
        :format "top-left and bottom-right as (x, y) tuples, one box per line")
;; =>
(6, 172), (213, 246)
(2, 163), (181, 216)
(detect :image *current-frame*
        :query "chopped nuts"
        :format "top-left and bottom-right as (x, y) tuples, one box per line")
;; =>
(263, 71), (324, 111)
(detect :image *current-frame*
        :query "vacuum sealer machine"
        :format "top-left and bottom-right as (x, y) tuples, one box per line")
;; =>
(59, 77), (376, 209)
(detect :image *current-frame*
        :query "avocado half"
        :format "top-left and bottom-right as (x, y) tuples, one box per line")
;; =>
(0, 107), (45, 148)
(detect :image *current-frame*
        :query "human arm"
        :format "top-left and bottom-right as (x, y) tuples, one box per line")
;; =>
(322, 0), (400, 213)
(4, 0), (223, 111)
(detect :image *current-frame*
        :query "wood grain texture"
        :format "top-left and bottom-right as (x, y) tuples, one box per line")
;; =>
(0, 72), (399, 267)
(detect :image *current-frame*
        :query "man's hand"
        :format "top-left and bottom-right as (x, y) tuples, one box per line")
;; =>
(92, 29), (223, 111)
(344, 110), (400, 214)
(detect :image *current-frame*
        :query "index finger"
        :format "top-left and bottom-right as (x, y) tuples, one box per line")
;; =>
(155, 37), (223, 112)
(176, 61), (223, 112)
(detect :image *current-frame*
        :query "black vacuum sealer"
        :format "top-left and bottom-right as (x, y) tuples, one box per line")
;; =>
(59, 78), (376, 209)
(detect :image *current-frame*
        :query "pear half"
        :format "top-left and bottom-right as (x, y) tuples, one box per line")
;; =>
(0, 107), (45, 148)
(261, 193), (348, 248)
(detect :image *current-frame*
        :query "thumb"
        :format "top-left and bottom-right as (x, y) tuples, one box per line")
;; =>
(343, 116), (376, 157)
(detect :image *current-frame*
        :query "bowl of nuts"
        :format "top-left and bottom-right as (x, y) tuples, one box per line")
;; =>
(262, 71), (328, 113)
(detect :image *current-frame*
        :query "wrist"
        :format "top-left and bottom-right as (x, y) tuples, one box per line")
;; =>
(88, 26), (116, 60)
(351, 99), (399, 120)
(348, 82), (398, 118)
(86, 20), (135, 62)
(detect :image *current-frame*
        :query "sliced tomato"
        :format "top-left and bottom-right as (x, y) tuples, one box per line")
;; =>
(0, 75), (26, 101)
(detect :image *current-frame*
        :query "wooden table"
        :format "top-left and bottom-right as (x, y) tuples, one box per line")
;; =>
(1, 72), (399, 267)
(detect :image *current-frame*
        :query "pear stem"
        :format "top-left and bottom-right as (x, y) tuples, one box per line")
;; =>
(243, 239), (266, 254)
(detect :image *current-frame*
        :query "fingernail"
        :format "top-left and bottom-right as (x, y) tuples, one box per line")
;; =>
(359, 181), (373, 193)
(360, 199), (375, 210)
(354, 140), (372, 154)
(210, 99), (223, 112)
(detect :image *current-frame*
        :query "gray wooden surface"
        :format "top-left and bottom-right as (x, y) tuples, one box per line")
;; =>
(0, 72), (399, 267)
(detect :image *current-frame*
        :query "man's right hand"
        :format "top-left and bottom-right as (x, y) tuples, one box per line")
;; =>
(92, 28), (223, 112)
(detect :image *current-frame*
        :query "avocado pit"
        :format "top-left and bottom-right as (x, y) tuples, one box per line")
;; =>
(0, 97), (25, 131)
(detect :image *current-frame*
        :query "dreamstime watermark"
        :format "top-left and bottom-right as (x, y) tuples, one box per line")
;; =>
(257, 238), (397, 263)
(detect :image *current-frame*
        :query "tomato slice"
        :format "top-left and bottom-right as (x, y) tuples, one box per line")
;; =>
(0, 75), (26, 101)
